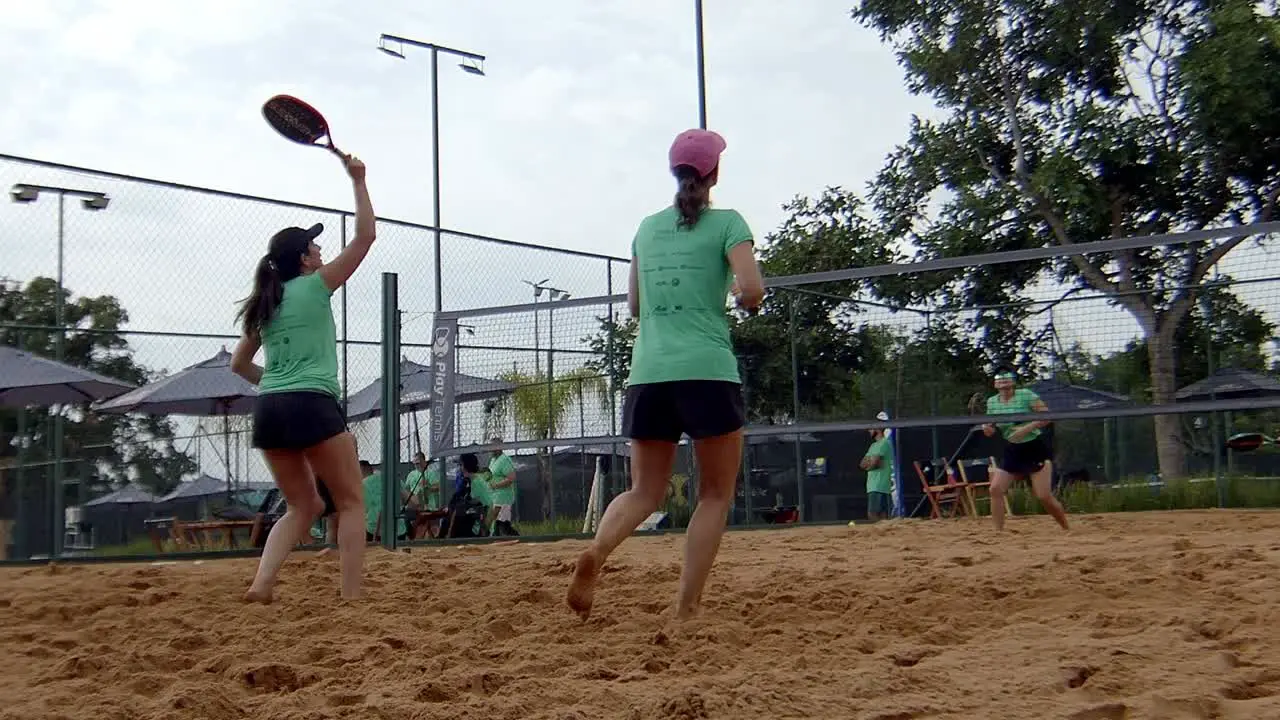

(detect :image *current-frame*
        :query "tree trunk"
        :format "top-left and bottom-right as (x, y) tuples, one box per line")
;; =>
(1146, 330), (1186, 480)
(537, 449), (552, 520)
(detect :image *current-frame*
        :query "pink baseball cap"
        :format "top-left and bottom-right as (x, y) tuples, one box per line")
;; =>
(669, 128), (726, 178)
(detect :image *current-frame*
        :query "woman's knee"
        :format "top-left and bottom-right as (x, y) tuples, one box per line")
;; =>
(697, 478), (735, 505)
(630, 479), (668, 509)
(297, 496), (326, 518)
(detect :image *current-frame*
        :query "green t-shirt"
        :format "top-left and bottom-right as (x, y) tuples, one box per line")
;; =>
(987, 388), (1043, 443)
(627, 206), (754, 385)
(863, 437), (894, 494)
(425, 465), (442, 510)
(258, 272), (341, 399)
(488, 453), (517, 506)
(405, 467), (443, 510)
(469, 469), (493, 508)
(361, 472), (406, 537)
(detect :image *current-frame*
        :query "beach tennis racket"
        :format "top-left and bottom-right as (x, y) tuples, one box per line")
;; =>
(944, 392), (987, 467)
(262, 94), (343, 157)
(1226, 432), (1276, 452)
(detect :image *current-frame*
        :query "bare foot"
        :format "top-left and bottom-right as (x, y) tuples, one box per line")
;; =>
(242, 586), (274, 605)
(316, 547), (334, 559)
(674, 604), (701, 623)
(566, 548), (601, 619)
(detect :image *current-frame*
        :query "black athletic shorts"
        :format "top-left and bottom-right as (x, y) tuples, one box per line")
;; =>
(251, 390), (347, 451)
(622, 380), (745, 443)
(999, 435), (1052, 476)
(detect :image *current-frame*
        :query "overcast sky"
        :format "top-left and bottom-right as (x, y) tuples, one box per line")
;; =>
(0, 0), (947, 469)
(1, 0), (932, 268)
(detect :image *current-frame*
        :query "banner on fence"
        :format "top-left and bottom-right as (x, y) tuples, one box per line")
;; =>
(429, 317), (457, 456)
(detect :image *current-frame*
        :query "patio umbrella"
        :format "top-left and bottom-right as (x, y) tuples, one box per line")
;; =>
(94, 348), (258, 494)
(1175, 367), (1280, 401)
(0, 345), (135, 408)
(344, 356), (516, 422)
(84, 482), (157, 507)
(1029, 378), (1132, 410)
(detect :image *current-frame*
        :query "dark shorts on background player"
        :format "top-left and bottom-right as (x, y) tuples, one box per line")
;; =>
(315, 477), (337, 517)
(622, 380), (745, 443)
(1000, 435), (1052, 476)
(251, 390), (347, 451)
(867, 491), (891, 517)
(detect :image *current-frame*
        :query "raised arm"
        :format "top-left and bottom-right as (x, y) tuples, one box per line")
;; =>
(319, 154), (376, 292)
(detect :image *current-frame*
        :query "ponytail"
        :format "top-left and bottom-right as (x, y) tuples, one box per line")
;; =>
(235, 255), (286, 336)
(673, 165), (713, 229)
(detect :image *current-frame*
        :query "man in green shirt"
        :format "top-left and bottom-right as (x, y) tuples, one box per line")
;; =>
(487, 438), (518, 536)
(361, 461), (406, 541)
(860, 427), (894, 520)
(404, 452), (443, 510)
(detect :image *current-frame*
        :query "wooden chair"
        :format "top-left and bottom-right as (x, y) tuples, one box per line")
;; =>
(913, 460), (969, 519)
(954, 458), (1012, 517)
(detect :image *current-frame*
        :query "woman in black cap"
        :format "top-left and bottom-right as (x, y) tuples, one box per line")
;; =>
(231, 152), (375, 602)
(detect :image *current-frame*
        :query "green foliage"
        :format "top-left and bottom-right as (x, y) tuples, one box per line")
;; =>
(582, 315), (636, 393)
(1006, 475), (1280, 515)
(0, 278), (195, 500)
(490, 366), (608, 519)
(852, 0), (1280, 478)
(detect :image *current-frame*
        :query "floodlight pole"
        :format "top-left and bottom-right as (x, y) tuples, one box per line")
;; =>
(10, 182), (110, 559)
(378, 33), (486, 314)
(695, 0), (707, 129)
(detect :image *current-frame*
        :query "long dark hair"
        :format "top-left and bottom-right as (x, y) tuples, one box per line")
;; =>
(235, 227), (312, 336)
(674, 165), (715, 229)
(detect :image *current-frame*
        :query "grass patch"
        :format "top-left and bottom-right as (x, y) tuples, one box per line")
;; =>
(1006, 474), (1280, 515)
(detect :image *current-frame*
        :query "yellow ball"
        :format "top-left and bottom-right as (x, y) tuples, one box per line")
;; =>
(847, 520), (857, 527)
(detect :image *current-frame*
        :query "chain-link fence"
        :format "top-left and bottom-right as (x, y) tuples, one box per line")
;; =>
(0, 153), (626, 561)
(433, 222), (1280, 531)
(6, 148), (1280, 560)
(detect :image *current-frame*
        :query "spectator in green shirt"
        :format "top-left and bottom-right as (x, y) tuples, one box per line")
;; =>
(860, 427), (895, 520)
(487, 438), (518, 536)
(361, 460), (406, 541)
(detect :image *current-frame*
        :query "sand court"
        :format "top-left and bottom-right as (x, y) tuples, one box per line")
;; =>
(3, 510), (1280, 719)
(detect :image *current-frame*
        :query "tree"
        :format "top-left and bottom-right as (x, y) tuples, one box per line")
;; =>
(853, 0), (1280, 477)
(489, 367), (608, 519)
(583, 315), (636, 396)
(0, 277), (196, 500)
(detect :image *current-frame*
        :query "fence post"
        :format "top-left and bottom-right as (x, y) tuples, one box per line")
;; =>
(925, 310), (940, 462)
(547, 305), (556, 520)
(789, 294), (804, 522)
(340, 213), (350, 416)
(380, 272), (401, 550)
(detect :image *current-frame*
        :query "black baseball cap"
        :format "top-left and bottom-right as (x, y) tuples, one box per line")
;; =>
(268, 223), (323, 258)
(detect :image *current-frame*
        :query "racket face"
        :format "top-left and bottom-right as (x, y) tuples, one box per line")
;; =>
(262, 95), (331, 146)
(1226, 433), (1266, 451)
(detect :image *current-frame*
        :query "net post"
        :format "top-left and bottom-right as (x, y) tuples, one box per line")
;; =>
(380, 272), (401, 550)
(789, 293), (805, 522)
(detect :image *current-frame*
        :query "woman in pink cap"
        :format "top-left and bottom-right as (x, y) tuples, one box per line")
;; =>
(567, 129), (765, 620)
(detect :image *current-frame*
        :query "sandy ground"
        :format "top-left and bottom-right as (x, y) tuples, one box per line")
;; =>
(2, 511), (1280, 720)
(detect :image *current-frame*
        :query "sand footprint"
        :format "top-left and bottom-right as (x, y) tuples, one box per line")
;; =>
(1065, 702), (1129, 720)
